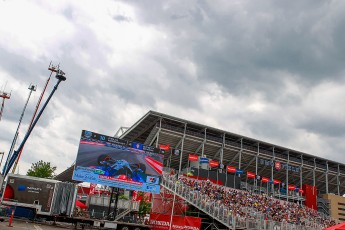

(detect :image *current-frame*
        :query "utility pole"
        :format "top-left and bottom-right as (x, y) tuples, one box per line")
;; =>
(2, 84), (36, 175)
(12, 63), (57, 173)
(0, 90), (11, 122)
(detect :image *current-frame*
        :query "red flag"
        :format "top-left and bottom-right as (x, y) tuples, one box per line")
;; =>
(226, 166), (236, 173)
(159, 144), (170, 151)
(262, 177), (269, 183)
(273, 179), (281, 184)
(188, 154), (198, 161)
(209, 160), (219, 167)
(246, 172), (255, 179)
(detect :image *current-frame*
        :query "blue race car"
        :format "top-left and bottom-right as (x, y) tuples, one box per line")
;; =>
(96, 154), (146, 182)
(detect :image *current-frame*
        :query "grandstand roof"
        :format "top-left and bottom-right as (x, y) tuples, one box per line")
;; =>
(120, 110), (345, 196)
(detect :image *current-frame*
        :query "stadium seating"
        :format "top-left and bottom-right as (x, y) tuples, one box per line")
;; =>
(162, 173), (336, 229)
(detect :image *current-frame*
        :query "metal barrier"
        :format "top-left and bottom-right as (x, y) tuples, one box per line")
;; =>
(161, 174), (330, 230)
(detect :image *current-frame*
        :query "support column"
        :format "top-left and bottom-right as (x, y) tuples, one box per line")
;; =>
(178, 123), (187, 173)
(325, 161), (329, 194)
(238, 138), (243, 177)
(313, 158), (316, 187)
(155, 117), (162, 148)
(300, 155), (303, 192)
(337, 164), (340, 196)
(286, 151), (289, 201)
(255, 143), (260, 192)
(220, 133), (225, 172)
(201, 128), (207, 157)
(271, 147), (275, 195)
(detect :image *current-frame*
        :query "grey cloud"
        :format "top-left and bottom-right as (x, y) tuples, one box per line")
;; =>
(296, 115), (345, 138)
(113, 15), (131, 22)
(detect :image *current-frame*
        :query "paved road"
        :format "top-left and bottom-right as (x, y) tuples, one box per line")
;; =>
(0, 217), (75, 229)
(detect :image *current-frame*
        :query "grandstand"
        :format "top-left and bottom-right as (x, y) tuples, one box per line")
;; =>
(119, 110), (345, 224)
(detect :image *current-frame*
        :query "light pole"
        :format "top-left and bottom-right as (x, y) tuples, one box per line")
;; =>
(3, 70), (66, 177)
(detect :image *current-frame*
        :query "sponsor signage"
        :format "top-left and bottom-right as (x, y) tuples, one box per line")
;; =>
(259, 158), (300, 173)
(246, 172), (255, 179)
(188, 154), (198, 162)
(236, 169), (244, 174)
(273, 179), (281, 184)
(226, 166), (236, 173)
(149, 213), (202, 230)
(209, 160), (219, 167)
(199, 157), (209, 164)
(72, 130), (164, 194)
(261, 177), (270, 183)
(3, 176), (56, 213)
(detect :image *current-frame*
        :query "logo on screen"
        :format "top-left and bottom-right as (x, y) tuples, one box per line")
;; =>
(131, 142), (143, 150)
(84, 131), (92, 139)
(146, 176), (159, 184)
(18, 185), (26, 191)
(100, 135), (106, 141)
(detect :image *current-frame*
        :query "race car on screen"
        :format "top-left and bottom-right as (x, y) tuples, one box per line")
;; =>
(95, 154), (147, 182)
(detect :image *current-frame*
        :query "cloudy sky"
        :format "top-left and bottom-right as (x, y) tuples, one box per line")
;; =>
(1, 0), (345, 175)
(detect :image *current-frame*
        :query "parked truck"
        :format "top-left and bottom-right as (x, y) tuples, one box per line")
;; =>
(1, 174), (151, 230)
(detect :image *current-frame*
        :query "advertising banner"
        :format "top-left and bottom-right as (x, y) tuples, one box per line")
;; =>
(2, 175), (56, 214)
(72, 130), (164, 194)
(199, 157), (209, 164)
(150, 213), (202, 230)
(188, 154), (198, 161)
(209, 160), (219, 167)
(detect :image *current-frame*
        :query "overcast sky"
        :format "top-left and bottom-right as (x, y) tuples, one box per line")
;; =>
(1, 0), (345, 175)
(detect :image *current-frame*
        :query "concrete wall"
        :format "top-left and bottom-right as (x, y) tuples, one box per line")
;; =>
(323, 193), (345, 222)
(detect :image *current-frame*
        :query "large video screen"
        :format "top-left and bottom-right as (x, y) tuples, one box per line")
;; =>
(72, 130), (164, 194)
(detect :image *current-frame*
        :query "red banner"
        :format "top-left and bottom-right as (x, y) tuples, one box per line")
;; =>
(303, 184), (317, 210)
(159, 144), (170, 151)
(288, 184), (296, 191)
(188, 154), (198, 161)
(209, 160), (219, 167)
(246, 172), (255, 179)
(273, 179), (281, 184)
(150, 213), (201, 230)
(261, 177), (269, 183)
(226, 166), (236, 173)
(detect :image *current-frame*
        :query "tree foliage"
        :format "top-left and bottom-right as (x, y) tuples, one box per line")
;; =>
(138, 192), (151, 217)
(26, 160), (56, 179)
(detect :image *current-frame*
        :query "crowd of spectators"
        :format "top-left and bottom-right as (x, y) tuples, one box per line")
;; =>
(168, 175), (336, 228)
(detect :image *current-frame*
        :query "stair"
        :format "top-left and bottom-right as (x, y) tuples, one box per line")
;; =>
(144, 126), (159, 146)
(161, 176), (255, 229)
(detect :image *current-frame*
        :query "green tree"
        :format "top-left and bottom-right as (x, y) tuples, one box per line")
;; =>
(26, 160), (56, 179)
(138, 192), (151, 217)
